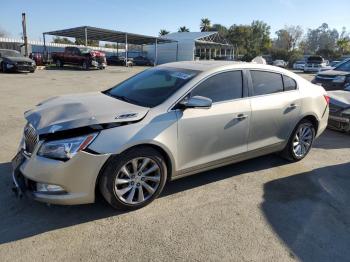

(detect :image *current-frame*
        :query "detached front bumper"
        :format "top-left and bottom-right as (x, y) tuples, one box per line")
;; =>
(328, 115), (350, 132)
(12, 150), (110, 205)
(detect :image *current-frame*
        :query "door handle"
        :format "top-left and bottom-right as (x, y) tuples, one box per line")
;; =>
(289, 103), (298, 109)
(236, 113), (248, 120)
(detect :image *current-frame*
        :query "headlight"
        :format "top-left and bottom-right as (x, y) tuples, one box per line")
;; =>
(6, 63), (14, 69)
(32, 61), (36, 66)
(333, 76), (346, 83)
(37, 133), (97, 160)
(342, 108), (350, 117)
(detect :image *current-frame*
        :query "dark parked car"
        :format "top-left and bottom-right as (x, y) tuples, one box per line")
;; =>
(0, 49), (36, 73)
(312, 59), (350, 90)
(51, 47), (106, 70)
(327, 86), (350, 132)
(132, 56), (153, 66)
(106, 55), (133, 66)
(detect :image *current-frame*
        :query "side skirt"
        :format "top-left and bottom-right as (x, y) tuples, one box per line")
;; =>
(172, 142), (285, 180)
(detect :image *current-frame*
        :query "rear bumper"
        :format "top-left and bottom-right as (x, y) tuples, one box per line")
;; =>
(12, 151), (110, 205)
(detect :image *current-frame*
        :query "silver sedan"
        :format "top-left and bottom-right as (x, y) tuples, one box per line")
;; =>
(12, 61), (329, 210)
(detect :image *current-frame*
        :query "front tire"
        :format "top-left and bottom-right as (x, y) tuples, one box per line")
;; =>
(99, 147), (167, 210)
(281, 119), (315, 162)
(1, 62), (7, 73)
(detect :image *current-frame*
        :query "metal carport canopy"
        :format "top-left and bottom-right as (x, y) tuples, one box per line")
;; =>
(43, 26), (172, 45)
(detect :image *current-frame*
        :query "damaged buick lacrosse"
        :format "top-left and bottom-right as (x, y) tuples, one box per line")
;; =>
(12, 61), (329, 210)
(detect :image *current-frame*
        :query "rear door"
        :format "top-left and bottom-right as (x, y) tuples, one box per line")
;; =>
(176, 70), (251, 172)
(247, 70), (300, 151)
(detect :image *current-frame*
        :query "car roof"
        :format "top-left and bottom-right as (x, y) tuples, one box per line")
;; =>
(159, 60), (289, 73)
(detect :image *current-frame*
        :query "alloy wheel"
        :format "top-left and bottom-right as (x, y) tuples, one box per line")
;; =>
(292, 125), (313, 158)
(114, 157), (161, 205)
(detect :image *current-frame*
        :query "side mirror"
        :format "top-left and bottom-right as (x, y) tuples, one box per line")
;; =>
(179, 96), (212, 109)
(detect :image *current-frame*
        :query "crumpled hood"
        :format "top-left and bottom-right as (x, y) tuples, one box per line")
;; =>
(25, 92), (149, 135)
(5, 56), (34, 63)
(328, 90), (350, 109)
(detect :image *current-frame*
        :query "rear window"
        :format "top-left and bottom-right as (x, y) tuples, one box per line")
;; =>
(251, 71), (283, 96)
(307, 56), (323, 63)
(283, 75), (297, 91)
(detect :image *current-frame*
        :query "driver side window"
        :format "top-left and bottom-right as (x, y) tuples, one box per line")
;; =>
(191, 71), (243, 103)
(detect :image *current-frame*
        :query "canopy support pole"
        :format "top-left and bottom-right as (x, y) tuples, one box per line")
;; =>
(125, 33), (128, 66)
(84, 27), (88, 46)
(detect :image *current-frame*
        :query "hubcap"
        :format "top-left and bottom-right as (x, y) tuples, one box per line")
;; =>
(293, 125), (313, 158)
(114, 157), (161, 205)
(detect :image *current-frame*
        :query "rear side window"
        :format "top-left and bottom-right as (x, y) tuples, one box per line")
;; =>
(283, 75), (297, 91)
(191, 71), (243, 103)
(250, 71), (283, 96)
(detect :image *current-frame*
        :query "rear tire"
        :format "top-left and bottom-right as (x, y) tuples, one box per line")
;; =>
(99, 147), (167, 210)
(281, 119), (316, 162)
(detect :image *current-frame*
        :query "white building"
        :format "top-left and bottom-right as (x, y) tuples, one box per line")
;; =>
(146, 32), (234, 65)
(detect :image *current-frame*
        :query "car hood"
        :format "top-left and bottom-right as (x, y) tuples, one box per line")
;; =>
(25, 92), (149, 135)
(4, 56), (34, 63)
(328, 90), (350, 109)
(318, 70), (350, 77)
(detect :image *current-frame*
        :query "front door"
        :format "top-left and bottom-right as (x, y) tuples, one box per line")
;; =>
(176, 70), (251, 173)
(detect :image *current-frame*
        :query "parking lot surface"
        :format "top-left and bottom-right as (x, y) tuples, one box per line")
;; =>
(0, 67), (349, 262)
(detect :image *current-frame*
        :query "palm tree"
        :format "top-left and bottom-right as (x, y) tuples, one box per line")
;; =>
(200, 18), (211, 32)
(178, 26), (190, 32)
(159, 29), (170, 36)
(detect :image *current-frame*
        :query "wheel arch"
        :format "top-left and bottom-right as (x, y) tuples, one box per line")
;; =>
(94, 143), (175, 198)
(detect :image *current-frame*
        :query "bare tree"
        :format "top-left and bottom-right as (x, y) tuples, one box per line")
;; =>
(274, 25), (303, 51)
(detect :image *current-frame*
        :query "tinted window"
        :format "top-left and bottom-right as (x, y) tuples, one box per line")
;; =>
(283, 75), (297, 91)
(105, 67), (199, 108)
(251, 71), (283, 96)
(191, 71), (243, 103)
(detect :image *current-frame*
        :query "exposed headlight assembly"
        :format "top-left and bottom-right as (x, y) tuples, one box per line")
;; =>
(37, 133), (98, 160)
(342, 108), (350, 117)
(333, 76), (346, 83)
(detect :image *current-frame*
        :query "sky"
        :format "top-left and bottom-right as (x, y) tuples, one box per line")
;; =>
(0, 0), (349, 41)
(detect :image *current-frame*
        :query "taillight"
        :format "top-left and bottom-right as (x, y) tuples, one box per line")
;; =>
(324, 95), (330, 105)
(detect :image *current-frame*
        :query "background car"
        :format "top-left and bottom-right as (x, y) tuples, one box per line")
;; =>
(312, 58), (350, 90)
(327, 86), (350, 132)
(132, 56), (153, 66)
(293, 60), (305, 70)
(0, 49), (36, 73)
(51, 47), (106, 70)
(12, 61), (329, 210)
(273, 59), (287, 68)
(304, 56), (328, 73)
(106, 55), (132, 66)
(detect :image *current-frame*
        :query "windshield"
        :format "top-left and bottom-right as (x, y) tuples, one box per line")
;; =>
(307, 56), (323, 63)
(0, 50), (23, 57)
(104, 67), (199, 107)
(79, 48), (92, 54)
(335, 61), (350, 72)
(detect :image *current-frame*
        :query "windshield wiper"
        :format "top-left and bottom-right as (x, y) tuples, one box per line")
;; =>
(103, 91), (141, 106)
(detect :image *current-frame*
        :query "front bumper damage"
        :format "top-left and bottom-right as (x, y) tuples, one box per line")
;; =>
(12, 149), (110, 205)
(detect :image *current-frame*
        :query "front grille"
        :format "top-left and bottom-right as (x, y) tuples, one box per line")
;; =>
(17, 61), (31, 66)
(24, 123), (39, 155)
